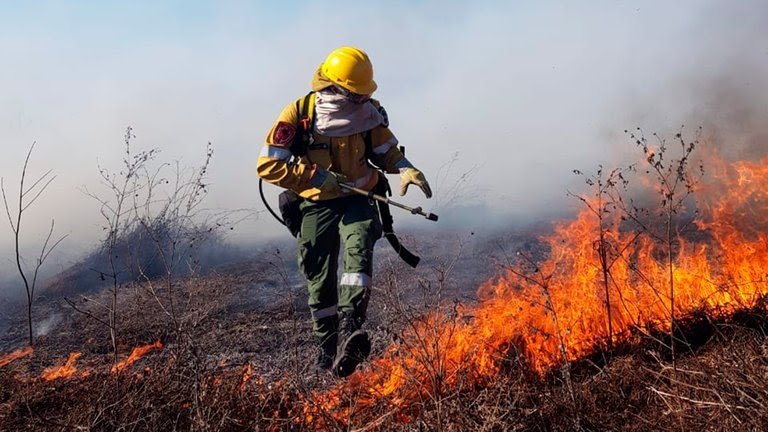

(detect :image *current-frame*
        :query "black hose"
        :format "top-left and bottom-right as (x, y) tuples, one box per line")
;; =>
(258, 178), (286, 226)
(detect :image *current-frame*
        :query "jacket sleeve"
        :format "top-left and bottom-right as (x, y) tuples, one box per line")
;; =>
(256, 102), (326, 192)
(366, 100), (408, 174)
(368, 126), (408, 174)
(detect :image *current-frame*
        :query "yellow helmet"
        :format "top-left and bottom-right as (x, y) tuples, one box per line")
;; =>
(321, 46), (377, 95)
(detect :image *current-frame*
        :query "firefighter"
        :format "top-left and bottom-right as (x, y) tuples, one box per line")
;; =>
(257, 46), (431, 377)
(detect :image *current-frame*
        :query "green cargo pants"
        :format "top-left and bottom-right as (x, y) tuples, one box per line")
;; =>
(298, 195), (382, 344)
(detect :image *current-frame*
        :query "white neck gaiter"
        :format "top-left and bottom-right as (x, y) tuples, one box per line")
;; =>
(314, 89), (384, 137)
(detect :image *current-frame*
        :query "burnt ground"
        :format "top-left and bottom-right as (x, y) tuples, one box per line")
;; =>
(0, 227), (505, 360)
(0, 228), (767, 431)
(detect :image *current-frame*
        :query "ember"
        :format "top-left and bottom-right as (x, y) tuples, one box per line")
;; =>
(239, 363), (254, 391)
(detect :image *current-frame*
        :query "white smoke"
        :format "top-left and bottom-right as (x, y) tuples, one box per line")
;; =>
(0, 0), (766, 286)
(34, 312), (62, 338)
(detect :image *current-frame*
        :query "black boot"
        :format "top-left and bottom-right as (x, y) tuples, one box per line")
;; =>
(333, 314), (371, 378)
(314, 333), (337, 372)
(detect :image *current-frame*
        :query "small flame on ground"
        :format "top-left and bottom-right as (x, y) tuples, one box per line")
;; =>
(0, 347), (33, 368)
(111, 340), (163, 374)
(41, 352), (81, 381)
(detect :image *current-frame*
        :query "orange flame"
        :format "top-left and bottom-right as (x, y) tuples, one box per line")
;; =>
(308, 149), (768, 423)
(41, 352), (81, 381)
(0, 347), (33, 368)
(111, 340), (163, 374)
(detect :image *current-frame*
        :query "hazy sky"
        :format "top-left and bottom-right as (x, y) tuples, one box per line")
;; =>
(1, 0), (767, 274)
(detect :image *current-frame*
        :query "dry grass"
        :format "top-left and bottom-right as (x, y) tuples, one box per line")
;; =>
(3, 303), (766, 431)
(1, 233), (767, 431)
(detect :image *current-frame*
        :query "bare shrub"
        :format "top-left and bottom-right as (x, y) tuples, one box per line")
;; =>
(617, 127), (704, 366)
(569, 165), (629, 349)
(65, 127), (243, 370)
(1, 143), (67, 346)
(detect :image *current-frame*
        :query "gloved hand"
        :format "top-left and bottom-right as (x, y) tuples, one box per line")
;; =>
(318, 170), (348, 194)
(399, 167), (432, 198)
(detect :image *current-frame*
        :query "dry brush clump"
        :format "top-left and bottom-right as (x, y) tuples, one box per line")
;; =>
(62, 127), (252, 369)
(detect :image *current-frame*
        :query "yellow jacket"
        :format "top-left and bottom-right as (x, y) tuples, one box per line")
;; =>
(257, 97), (406, 201)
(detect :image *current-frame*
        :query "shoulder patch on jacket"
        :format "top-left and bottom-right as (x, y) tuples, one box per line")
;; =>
(272, 121), (296, 147)
(378, 105), (389, 128)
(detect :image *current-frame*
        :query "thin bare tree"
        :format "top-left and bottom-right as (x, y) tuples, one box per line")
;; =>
(568, 165), (639, 350)
(1, 143), (67, 346)
(618, 127), (703, 368)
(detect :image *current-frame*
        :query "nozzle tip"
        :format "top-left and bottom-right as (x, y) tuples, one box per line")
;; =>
(426, 213), (438, 222)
